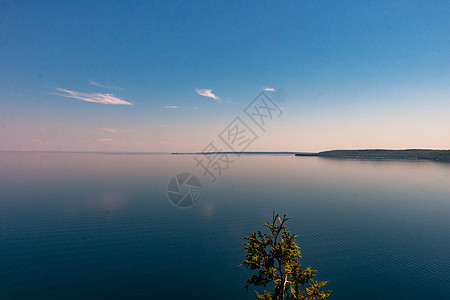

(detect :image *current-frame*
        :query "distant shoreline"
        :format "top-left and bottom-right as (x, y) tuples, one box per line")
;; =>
(171, 151), (299, 155)
(1, 150), (449, 162)
(173, 149), (450, 162)
(295, 149), (450, 162)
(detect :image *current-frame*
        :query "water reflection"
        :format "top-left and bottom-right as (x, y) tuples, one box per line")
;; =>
(0, 152), (448, 299)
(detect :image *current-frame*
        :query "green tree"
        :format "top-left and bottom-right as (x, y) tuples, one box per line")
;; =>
(239, 212), (331, 300)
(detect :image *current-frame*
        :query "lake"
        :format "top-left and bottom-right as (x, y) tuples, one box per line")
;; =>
(0, 152), (449, 299)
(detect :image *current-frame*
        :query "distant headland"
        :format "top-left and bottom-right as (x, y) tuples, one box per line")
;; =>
(172, 149), (450, 162)
(295, 149), (450, 162)
(171, 152), (297, 155)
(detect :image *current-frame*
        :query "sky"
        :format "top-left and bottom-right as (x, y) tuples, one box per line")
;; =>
(0, 0), (449, 152)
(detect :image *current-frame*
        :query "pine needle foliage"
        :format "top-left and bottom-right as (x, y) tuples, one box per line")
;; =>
(239, 212), (331, 300)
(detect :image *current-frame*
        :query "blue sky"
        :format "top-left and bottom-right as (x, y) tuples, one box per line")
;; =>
(0, 0), (448, 152)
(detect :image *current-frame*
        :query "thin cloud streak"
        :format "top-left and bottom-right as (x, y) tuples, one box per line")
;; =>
(54, 88), (132, 105)
(89, 80), (123, 90)
(164, 105), (179, 109)
(195, 88), (220, 101)
(100, 128), (119, 133)
(159, 141), (197, 146)
(264, 87), (276, 92)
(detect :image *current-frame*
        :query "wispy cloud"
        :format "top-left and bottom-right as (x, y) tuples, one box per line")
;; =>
(264, 87), (276, 92)
(195, 88), (220, 101)
(89, 80), (123, 90)
(100, 128), (119, 133)
(164, 105), (179, 109)
(30, 138), (59, 145)
(159, 140), (197, 146)
(54, 88), (132, 105)
(98, 138), (113, 142)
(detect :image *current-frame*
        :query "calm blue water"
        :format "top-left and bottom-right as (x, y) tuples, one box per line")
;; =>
(0, 152), (449, 299)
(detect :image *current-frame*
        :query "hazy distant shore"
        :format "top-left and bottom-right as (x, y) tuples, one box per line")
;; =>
(1, 150), (448, 162)
(171, 152), (299, 155)
(295, 149), (450, 162)
(172, 149), (450, 162)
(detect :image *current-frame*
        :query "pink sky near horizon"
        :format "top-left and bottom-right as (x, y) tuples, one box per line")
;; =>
(1, 86), (449, 153)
